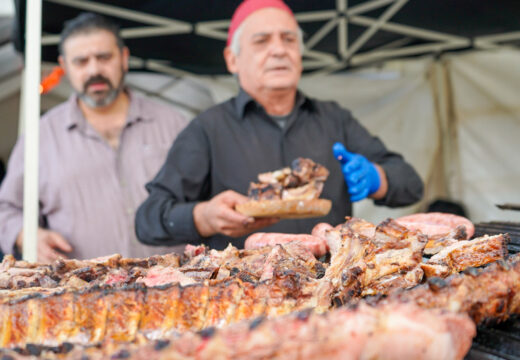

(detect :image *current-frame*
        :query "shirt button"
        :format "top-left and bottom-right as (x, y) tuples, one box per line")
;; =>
(169, 221), (175, 228)
(127, 208), (133, 215)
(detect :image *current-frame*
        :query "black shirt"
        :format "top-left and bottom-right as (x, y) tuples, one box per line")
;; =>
(135, 89), (424, 250)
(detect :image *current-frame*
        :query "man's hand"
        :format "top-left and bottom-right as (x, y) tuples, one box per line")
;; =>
(332, 142), (384, 202)
(15, 228), (73, 263)
(193, 190), (279, 238)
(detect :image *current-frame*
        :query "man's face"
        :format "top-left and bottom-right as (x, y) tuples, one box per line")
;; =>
(225, 8), (303, 96)
(59, 30), (129, 108)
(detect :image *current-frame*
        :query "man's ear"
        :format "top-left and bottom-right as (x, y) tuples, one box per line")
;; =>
(121, 46), (130, 72)
(122, 46), (130, 72)
(58, 55), (66, 74)
(223, 47), (238, 74)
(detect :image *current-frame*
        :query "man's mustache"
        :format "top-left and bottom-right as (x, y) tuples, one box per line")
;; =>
(83, 75), (112, 92)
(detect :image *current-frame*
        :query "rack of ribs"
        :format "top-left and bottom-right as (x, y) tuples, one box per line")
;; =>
(386, 254), (520, 324)
(2, 301), (475, 360)
(0, 265), (333, 350)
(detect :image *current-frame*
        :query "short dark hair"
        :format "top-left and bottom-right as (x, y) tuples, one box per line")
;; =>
(59, 13), (125, 56)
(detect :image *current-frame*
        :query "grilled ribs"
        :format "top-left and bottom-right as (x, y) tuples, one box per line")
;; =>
(0, 271), (327, 350)
(0, 240), (324, 292)
(322, 218), (427, 302)
(248, 158), (329, 201)
(0, 302), (476, 360)
(0, 241), (335, 350)
(421, 234), (509, 278)
(0, 215), (514, 357)
(0, 253), (181, 290)
(387, 254), (520, 324)
(133, 302), (474, 360)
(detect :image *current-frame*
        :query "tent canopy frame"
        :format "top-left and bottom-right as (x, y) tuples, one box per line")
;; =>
(37, 0), (520, 78)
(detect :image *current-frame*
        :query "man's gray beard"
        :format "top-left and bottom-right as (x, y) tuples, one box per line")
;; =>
(79, 86), (121, 108)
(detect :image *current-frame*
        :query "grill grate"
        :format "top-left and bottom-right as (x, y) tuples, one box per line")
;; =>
(467, 317), (520, 360)
(467, 221), (520, 359)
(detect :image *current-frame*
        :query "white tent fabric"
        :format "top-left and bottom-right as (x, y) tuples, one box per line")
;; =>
(442, 49), (520, 222)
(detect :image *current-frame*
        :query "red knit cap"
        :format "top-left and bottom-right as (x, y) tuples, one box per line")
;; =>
(227, 0), (294, 46)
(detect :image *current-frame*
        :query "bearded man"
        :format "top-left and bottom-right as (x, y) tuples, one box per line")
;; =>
(0, 13), (188, 261)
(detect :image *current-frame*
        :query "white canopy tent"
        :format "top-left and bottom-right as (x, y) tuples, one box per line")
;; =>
(11, 0), (520, 260)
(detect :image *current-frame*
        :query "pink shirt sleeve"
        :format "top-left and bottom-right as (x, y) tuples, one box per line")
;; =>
(0, 136), (27, 254)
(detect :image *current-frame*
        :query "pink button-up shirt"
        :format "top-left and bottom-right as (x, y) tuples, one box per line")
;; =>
(0, 91), (189, 259)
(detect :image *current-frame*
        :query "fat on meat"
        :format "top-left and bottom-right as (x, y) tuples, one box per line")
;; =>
(245, 233), (328, 257)
(396, 212), (474, 239)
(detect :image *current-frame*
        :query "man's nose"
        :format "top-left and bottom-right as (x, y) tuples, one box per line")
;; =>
(85, 58), (102, 75)
(269, 36), (288, 56)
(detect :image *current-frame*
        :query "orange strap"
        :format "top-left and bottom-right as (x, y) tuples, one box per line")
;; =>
(39, 66), (65, 94)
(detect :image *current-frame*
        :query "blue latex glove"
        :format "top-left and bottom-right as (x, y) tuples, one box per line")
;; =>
(332, 142), (381, 202)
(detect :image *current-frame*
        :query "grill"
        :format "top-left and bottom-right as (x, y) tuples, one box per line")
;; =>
(1, 218), (519, 359)
(467, 220), (520, 360)
(467, 318), (520, 360)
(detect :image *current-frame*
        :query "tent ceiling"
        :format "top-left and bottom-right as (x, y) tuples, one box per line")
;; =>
(13, 0), (520, 75)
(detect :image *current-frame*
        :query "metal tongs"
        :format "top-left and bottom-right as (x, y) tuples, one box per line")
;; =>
(496, 203), (520, 211)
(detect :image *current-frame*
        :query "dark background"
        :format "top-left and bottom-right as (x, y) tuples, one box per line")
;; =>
(12, 0), (520, 74)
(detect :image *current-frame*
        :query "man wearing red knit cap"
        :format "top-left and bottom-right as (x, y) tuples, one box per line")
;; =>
(226, 0), (294, 47)
(136, 1), (423, 250)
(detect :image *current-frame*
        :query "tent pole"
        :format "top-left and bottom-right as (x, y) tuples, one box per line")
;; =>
(22, 0), (42, 262)
(337, 0), (348, 58)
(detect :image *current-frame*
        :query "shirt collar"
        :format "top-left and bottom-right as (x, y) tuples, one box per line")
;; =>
(66, 88), (151, 131)
(234, 87), (315, 120)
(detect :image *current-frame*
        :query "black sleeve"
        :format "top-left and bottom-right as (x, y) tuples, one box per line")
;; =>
(135, 119), (211, 246)
(340, 108), (424, 207)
